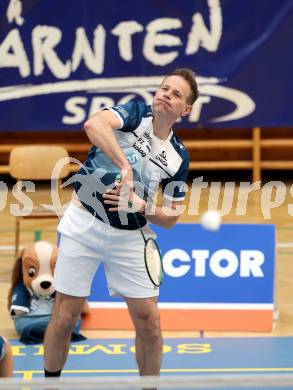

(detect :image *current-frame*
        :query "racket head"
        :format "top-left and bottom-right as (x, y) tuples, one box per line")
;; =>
(144, 238), (163, 288)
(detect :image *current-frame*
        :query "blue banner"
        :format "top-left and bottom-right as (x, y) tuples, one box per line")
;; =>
(89, 223), (275, 306)
(0, 0), (292, 130)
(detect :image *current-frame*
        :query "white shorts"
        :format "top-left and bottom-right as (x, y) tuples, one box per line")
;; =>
(55, 204), (159, 299)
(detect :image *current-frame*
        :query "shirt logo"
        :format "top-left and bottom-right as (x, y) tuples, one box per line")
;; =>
(115, 105), (129, 119)
(133, 143), (146, 158)
(127, 152), (139, 165)
(156, 150), (168, 167)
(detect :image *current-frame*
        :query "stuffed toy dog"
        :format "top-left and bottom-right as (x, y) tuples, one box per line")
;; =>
(8, 241), (87, 344)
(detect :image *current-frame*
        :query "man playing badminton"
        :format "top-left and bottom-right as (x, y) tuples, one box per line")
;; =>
(44, 68), (199, 379)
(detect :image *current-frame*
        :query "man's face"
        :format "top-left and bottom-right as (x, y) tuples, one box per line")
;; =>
(153, 75), (192, 119)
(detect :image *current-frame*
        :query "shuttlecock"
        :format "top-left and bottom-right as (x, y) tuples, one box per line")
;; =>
(201, 210), (222, 231)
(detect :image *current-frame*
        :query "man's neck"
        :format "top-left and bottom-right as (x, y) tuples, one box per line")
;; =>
(152, 115), (173, 140)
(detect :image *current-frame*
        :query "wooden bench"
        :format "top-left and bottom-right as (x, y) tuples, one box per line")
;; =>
(1, 127), (293, 181)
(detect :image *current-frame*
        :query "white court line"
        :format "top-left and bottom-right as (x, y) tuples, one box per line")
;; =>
(276, 243), (293, 248)
(1, 243), (293, 251)
(0, 245), (24, 251)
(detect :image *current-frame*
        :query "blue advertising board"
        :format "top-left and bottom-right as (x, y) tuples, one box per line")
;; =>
(0, 0), (292, 130)
(89, 223), (275, 306)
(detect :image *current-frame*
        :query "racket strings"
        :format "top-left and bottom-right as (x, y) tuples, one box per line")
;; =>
(145, 240), (163, 286)
(133, 210), (163, 287)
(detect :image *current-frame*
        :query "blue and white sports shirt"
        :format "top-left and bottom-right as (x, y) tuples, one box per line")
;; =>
(74, 101), (189, 230)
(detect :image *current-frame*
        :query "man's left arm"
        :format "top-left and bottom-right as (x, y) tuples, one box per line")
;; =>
(144, 198), (185, 228)
(103, 187), (185, 228)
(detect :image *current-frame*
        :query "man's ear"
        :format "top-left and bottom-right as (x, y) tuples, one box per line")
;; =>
(181, 105), (192, 117)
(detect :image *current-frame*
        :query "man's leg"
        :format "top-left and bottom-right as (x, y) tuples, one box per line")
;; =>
(125, 296), (162, 376)
(0, 337), (13, 377)
(44, 292), (86, 375)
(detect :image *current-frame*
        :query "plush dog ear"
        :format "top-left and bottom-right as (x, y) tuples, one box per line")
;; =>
(7, 249), (25, 310)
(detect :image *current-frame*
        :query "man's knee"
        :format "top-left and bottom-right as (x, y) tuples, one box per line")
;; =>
(51, 310), (79, 335)
(138, 311), (161, 340)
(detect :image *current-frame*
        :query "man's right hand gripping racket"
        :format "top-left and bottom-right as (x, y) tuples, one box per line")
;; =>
(115, 173), (164, 288)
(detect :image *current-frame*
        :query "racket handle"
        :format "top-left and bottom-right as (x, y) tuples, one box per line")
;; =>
(115, 173), (122, 183)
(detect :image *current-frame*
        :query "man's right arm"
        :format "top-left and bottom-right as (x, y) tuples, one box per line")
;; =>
(84, 110), (134, 191)
(84, 110), (131, 174)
